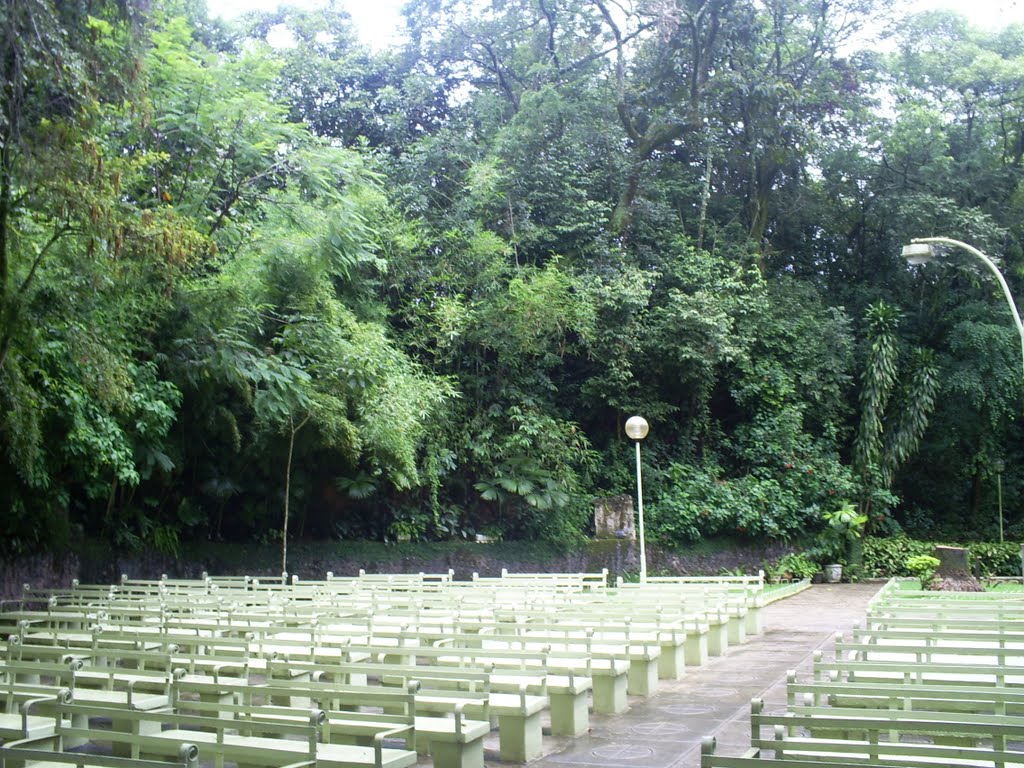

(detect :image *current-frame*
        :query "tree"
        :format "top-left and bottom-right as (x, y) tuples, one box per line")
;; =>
(853, 301), (938, 522)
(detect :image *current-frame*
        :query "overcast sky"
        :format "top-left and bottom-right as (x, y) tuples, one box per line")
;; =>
(205, 0), (1024, 50)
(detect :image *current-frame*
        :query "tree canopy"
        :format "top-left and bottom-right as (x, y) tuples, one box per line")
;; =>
(2, 0), (1022, 559)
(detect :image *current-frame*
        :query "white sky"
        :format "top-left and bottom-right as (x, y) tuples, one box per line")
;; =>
(907, 0), (1024, 27)
(205, 0), (1024, 50)
(206, 0), (407, 48)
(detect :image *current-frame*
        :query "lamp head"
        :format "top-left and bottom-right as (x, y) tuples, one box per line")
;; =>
(902, 243), (935, 266)
(624, 415), (649, 441)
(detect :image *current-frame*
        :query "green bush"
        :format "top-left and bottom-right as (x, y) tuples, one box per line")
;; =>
(648, 460), (841, 545)
(862, 536), (936, 577)
(968, 542), (1021, 578)
(863, 537), (1022, 579)
(905, 554), (940, 589)
(766, 552), (820, 581)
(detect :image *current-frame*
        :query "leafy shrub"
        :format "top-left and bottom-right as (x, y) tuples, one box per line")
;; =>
(810, 501), (867, 566)
(969, 542), (1021, 577)
(905, 555), (940, 589)
(767, 552), (820, 581)
(862, 536), (936, 577)
(648, 460), (840, 545)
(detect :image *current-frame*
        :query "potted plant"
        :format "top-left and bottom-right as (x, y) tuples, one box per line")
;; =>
(811, 501), (868, 583)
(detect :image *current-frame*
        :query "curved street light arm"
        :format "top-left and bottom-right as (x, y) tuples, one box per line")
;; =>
(912, 236), (1024, 384)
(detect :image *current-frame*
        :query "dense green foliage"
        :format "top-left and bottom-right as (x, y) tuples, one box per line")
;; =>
(860, 537), (1022, 578)
(2, 0), (1023, 560)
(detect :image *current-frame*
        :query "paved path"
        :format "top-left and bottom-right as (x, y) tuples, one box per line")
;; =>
(475, 582), (882, 768)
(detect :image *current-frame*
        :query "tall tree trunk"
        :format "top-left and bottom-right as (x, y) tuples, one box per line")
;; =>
(281, 413), (310, 577)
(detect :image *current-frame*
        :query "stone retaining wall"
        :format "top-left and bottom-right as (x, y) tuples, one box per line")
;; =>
(1, 539), (791, 601)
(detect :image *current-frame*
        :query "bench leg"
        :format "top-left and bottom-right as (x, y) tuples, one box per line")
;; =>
(627, 659), (658, 697)
(64, 711), (89, 749)
(727, 615), (746, 646)
(111, 715), (161, 757)
(745, 606), (763, 635)
(270, 670), (311, 708)
(658, 644), (685, 680)
(190, 690), (235, 721)
(685, 633), (708, 667)
(707, 625), (728, 657)
(415, 732), (431, 755)
(591, 674), (628, 715)
(497, 711), (543, 762)
(432, 738), (484, 768)
(549, 690), (589, 737)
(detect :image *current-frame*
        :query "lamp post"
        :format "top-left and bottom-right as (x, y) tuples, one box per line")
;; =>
(901, 237), (1024, 382)
(996, 458), (1006, 544)
(904, 237), (1021, 546)
(624, 415), (650, 583)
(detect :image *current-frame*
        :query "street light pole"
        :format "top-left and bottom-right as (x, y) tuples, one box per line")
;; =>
(624, 415), (650, 583)
(902, 237), (1024, 383)
(904, 237), (1022, 544)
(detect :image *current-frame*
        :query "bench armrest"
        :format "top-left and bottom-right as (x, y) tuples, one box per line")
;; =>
(453, 702), (466, 738)
(22, 686), (72, 719)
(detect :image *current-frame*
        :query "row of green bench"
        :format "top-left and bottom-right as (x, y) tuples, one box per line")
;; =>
(1, 572), (769, 768)
(702, 581), (1024, 768)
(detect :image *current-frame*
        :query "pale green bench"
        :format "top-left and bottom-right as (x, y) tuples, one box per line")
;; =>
(849, 625), (1024, 647)
(0, 737), (199, 768)
(699, 734), (1024, 768)
(833, 634), (1024, 669)
(813, 651), (1024, 687)
(750, 696), (1024, 759)
(1, 658), (171, 751)
(425, 638), (618, 718)
(477, 627), (659, 697)
(413, 681), (546, 762)
(0, 687), (69, 743)
(456, 613), (689, 681)
(67, 703), (416, 768)
(786, 671), (1024, 715)
(175, 668), (489, 768)
(273, 636), (580, 730)
(290, 644), (548, 762)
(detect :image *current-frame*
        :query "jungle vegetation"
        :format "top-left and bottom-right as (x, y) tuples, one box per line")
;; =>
(2, 0), (1022, 565)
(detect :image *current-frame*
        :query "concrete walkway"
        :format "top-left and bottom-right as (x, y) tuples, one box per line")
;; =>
(478, 582), (883, 767)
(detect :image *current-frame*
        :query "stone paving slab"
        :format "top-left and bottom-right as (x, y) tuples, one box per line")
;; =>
(453, 581), (883, 767)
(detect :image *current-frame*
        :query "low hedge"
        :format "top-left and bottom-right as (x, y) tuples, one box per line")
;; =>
(862, 536), (1022, 578)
